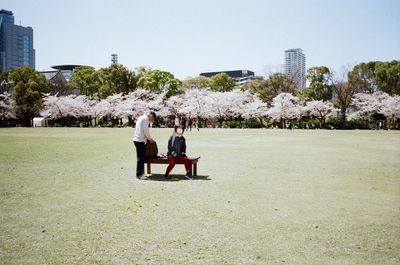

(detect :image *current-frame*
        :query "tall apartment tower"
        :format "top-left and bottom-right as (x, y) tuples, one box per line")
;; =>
(284, 48), (305, 89)
(0, 9), (35, 72)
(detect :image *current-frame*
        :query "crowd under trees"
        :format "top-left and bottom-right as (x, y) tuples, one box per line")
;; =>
(0, 60), (399, 129)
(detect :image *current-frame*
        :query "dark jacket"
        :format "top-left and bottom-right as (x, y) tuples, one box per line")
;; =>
(168, 135), (186, 157)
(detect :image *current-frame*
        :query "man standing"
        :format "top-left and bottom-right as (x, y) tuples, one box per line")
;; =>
(133, 111), (156, 180)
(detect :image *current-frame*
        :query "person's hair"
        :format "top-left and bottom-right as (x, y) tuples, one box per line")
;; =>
(149, 111), (157, 119)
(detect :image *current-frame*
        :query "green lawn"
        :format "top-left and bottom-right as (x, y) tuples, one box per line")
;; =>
(0, 128), (399, 264)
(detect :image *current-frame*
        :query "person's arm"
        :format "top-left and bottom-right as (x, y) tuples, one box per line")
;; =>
(182, 137), (186, 154)
(167, 136), (172, 155)
(142, 118), (153, 142)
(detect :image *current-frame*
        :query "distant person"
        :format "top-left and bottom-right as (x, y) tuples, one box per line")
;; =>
(185, 116), (189, 130)
(174, 114), (180, 127)
(181, 116), (187, 131)
(133, 111), (156, 180)
(188, 118), (193, 131)
(194, 118), (200, 131)
(163, 125), (192, 180)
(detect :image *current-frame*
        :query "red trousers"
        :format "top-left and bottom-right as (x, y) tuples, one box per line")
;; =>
(165, 154), (191, 175)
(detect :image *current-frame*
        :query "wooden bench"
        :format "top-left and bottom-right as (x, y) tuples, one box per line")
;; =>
(145, 156), (200, 176)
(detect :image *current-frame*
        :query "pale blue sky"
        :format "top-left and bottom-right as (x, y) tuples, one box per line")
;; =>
(2, 0), (400, 78)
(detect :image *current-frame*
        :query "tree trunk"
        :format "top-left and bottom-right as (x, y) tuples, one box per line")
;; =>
(259, 118), (264, 127)
(319, 117), (325, 129)
(25, 116), (31, 127)
(340, 110), (346, 129)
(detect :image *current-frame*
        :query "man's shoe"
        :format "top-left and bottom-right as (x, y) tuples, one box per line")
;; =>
(162, 174), (170, 180)
(137, 175), (147, 180)
(185, 172), (193, 180)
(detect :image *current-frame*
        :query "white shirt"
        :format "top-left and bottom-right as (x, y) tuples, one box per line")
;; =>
(133, 114), (153, 143)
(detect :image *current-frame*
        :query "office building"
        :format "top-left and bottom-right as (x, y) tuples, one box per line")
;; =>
(39, 64), (85, 95)
(200, 70), (263, 87)
(0, 9), (35, 72)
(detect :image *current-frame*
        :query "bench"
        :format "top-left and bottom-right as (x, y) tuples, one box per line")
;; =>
(145, 156), (200, 176)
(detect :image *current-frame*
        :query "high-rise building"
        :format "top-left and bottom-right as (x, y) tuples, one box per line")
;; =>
(0, 9), (35, 72)
(284, 48), (305, 89)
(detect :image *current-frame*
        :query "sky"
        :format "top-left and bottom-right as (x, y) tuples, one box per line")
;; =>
(2, 0), (400, 79)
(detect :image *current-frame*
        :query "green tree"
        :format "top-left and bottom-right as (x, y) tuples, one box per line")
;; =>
(0, 70), (8, 82)
(0, 70), (10, 93)
(348, 62), (378, 94)
(68, 66), (100, 97)
(243, 73), (297, 103)
(375, 60), (400, 95)
(8, 66), (50, 126)
(302, 66), (333, 101)
(98, 64), (137, 98)
(209, 73), (236, 92)
(332, 81), (358, 129)
(137, 69), (182, 97)
(182, 76), (212, 90)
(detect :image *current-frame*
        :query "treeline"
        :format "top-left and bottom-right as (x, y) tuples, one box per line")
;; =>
(0, 60), (399, 128)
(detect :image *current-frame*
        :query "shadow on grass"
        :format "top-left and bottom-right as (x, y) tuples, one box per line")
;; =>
(146, 174), (211, 182)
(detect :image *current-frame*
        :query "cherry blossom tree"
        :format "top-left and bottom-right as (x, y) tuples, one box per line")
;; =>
(351, 91), (400, 129)
(41, 94), (93, 126)
(240, 94), (268, 120)
(381, 95), (400, 129)
(92, 93), (124, 126)
(167, 89), (204, 117)
(71, 95), (93, 125)
(351, 91), (390, 120)
(107, 89), (169, 126)
(166, 89), (270, 128)
(305, 100), (335, 128)
(208, 90), (251, 126)
(267, 93), (302, 128)
(166, 89), (216, 127)
(0, 92), (16, 126)
(226, 90), (259, 119)
(40, 94), (63, 120)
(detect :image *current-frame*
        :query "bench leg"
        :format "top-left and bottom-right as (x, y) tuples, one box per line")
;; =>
(147, 163), (151, 175)
(193, 163), (197, 176)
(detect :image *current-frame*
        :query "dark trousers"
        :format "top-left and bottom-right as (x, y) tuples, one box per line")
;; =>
(134, 141), (146, 177)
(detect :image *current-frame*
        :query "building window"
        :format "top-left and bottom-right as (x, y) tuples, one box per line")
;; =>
(23, 35), (30, 65)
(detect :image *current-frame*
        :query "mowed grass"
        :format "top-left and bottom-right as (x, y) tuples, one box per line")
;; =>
(0, 128), (399, 265)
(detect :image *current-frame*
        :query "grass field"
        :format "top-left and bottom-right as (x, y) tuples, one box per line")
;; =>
(0, 128), (399, 264)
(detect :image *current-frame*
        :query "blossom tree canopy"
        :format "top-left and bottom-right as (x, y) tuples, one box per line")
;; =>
(381, 95), (400, 121)
(305, 100), (335, 119)
(267, 93), (302, 122)
(351, 91), (390, 119)
(37, 88), (400, 129)
(0, 92), (16, 119)
(41, 94), (93, 119)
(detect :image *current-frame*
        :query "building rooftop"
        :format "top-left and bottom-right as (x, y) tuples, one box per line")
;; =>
(51, 64), (86, 71)
(200, 70), (255, 78)
(0, 9), (13, 16)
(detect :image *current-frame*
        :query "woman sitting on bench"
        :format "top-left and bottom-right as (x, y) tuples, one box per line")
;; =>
(163, 125), (193, 180)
